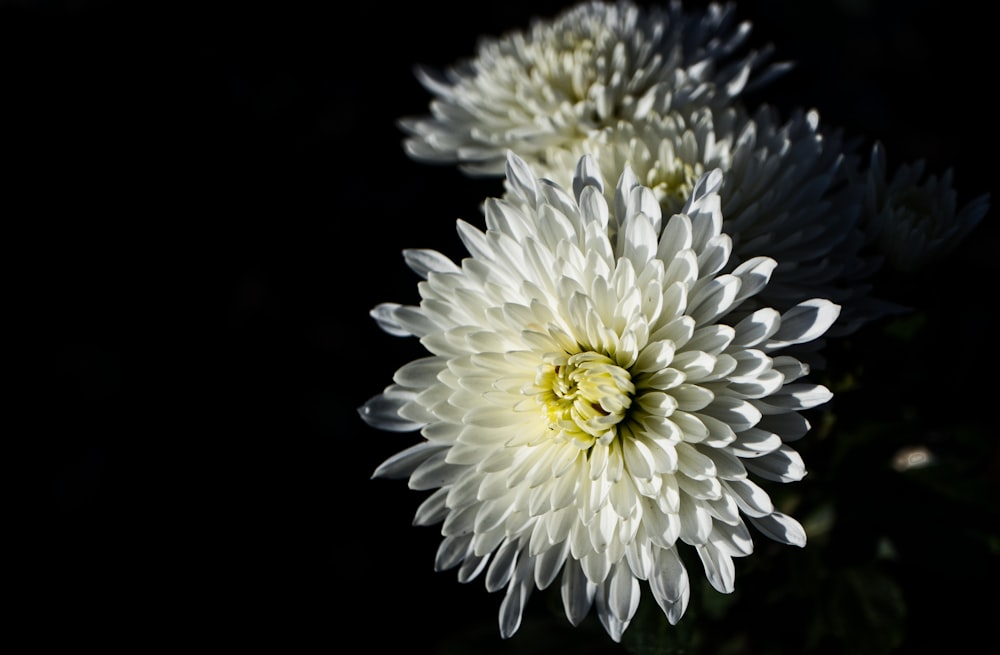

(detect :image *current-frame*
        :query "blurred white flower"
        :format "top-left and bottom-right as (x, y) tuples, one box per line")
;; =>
(360, 152), (839, 642)
(399, 0), (790, 176)
(861, 141), (989, 273)
(534, 104), (897, 337)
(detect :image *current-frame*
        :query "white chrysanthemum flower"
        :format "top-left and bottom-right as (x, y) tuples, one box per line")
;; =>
(399, 0), (790, 176)
(360, 152), (840, 642)
(533, 103), (895, 336)
(861, 141), (990, 273)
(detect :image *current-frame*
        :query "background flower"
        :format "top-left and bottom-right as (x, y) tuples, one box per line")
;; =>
(858, 140), (990, 274)
(530, 103), (900, 340)
(397, 0), (914, 343)
(399, 0), (790, 176)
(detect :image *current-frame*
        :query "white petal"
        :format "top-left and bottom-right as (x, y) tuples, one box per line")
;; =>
(465, 405), (520, 428)
(723, 478), (774, 517)
(358, 390), (424, 433)
(413, 487), (449, 526)
(743, 444), (806, 482)
(409, 449), (460, 490)
(475, 497), (517, 534)
(392, 356), (445, 388)
(730, 427), (783, 458)
(636, 432), (679, 474)
(607, 562), (641, 623)
(678, 496), (713, 544)
(671, 383), (715, 411)
(369, 302), (412, 337)
(403, 248), (460, 278)
(671, 411), (709, 442)
(505, 151), (539, 207)
(672, 350), (716, 380)
(699, 444), (747, 480)
(457, 551), (490, 583)
(676, 442), (717, 480)
(687, 275), (741, 325)
(574, 153), (605, 199)
(657, 214), (693, 263)
(711, 520), (754, 556)
(499, 558), (534, 639)
(485, 538), (520, 593)
(435, 533), (472, 572)
(534, 539), (569, 590)
(765, 299), (841, 350)
(685, 324), (735, 356)
(754, 383), (833, 413)
(648, 547), (690, 624)
(696, 542), (736, 594)
(748, 511), (807, 547)
(699, 396), (762, 432)
(696, 233), (733, 278)
(729, 348), (772, 379)
(621, 211), (659, 269)
(371, 441), (446, 479)
(561, 558), (597, 626)
(757, 412), (811, 442)
(596, 601), (628, 643)
(729, 256), (777, 306)
(731, 307), (781, 348)
(697, 413), (738, 447)
(622, 438), (657, 480)
(636, 391), (679, 416)
(624, 537), (653, 579)
(633, 339), (676, 374)
(641, 495), (679, 547)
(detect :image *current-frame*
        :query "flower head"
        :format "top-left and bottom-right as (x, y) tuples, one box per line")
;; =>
(527, 103), (896, 336)
(399, 0), (789, 176)
(360, 152), (839, 642)
(861, 141), (990, 273)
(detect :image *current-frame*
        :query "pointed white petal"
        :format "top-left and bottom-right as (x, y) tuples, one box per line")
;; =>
(765, 299), (841, 350)
(749, 511), (807, 547)
(696, 541), (736, 594)
(648, 547), (690, 624)
(743, 444), (806, 482)
(485, 539), (520, 593)
(435, 533), (473, 572)
(359, 391), (424, 433)
(561, 559), (597, 626)
(371, 441), (446, 479)
(403, 248), (460, 277)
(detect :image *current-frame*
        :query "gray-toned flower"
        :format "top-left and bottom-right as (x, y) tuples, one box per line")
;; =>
(360, 153), (839, 642)
(860, 141), (989, 273)
(532, 103), (895, 336)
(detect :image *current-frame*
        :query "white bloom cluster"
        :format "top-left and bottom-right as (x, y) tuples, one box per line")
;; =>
(362, 0), (989, 645)
(362, 153), (839, 641)
(534, 103), (894, 336)
(398, 0), (987, 336)
(400, 0), (789, 176)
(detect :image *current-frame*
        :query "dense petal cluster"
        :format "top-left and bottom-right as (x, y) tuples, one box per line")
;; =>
(530, 103), (895, 336)
(399, 0), (789, 176)
(860, 141), (990, 273)
(360, 153), (839, 642)
(396, 0), (900, 337)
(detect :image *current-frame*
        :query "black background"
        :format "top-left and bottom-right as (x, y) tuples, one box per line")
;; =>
(19, 0), (997, 652)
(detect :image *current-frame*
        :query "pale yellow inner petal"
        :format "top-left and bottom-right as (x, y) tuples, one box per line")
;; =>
(536, 351), (636, 448)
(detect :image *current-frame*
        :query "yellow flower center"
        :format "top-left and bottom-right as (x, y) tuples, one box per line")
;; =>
(649, 159), (702, 216)
(537, 351), (635, 448)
